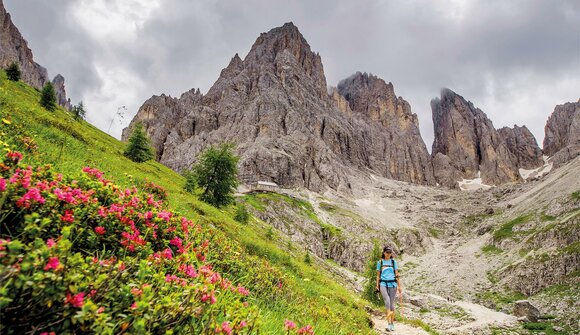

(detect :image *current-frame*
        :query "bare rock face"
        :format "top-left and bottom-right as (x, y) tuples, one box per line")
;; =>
(543, 100), (580, 167)
(336, 72), (435, 185)
(431, 89), (522, 187)
(125, 23), (435, 191)
(1, 1), (71, 109)
(497, 125), (543, 169)
(121, 89), (203, 160)
(0, 0), (48, 89)
(52, 74), (72, 111)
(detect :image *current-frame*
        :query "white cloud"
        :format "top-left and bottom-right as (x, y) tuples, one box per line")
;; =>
(70, 0), (161, 41)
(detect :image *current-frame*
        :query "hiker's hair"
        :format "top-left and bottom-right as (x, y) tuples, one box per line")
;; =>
(381, 246), (394, 260)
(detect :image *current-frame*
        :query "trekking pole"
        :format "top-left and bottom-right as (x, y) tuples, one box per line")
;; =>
(399, 291), (404, 319)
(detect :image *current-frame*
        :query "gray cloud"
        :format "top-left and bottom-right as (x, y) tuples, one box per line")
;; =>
(4, 0), (579, 148)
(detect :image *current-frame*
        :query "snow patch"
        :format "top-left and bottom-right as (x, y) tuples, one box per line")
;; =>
(519, 155), (553, 180)
(458, 171), (493, 191)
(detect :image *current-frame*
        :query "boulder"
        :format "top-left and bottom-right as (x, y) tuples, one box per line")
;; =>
(513, 300), (540, 322)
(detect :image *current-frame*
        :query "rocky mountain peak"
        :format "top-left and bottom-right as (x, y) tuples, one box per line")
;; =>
(337, 72), (417, 128)
(431, 88), (522, 187)
(243, 22), (327, 98)
(543, 100), (580, 166)
(497, 125), (543, 169)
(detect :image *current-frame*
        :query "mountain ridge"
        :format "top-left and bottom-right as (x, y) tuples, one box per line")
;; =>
(124, 22), (578, 191)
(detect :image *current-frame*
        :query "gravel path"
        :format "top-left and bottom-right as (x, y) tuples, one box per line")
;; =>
(372, 316), (430, 335)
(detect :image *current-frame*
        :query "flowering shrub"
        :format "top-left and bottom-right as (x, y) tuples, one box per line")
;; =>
(0, 151), (278, 334)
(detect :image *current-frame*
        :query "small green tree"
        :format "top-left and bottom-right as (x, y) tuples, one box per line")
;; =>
(363, 243), (383, 306)
(71, 101), (87, 120)
(190, 143), (239, 207)
(234, 203), (249, 224)
(304, 251), (312, 264)
(6, 62), (21, 81)
(40, 82), (57, 111)
(124, 123), (154, 163)
(183, 170), (197, 193)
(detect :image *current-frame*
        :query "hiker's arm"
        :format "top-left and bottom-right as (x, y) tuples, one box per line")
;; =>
(376, 270), (380, 290)
(395, 269), (402, 293)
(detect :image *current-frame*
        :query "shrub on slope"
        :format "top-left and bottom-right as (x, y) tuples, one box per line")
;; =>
(0, 152), (279, 334)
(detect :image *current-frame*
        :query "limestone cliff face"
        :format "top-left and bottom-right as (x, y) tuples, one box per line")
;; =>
(125, 23), (435, 191)
(431, 89), (522, 187)
(1, 1), (71, 109)
(336, 72), (435, 185)
(0, 0), (48, 89)
(543, 100), (580, 167)
(497, 125), (543, 170)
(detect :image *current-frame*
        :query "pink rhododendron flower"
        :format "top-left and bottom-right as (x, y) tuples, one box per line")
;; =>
(131, 288), (143, 296)
(65, 292), (85, 308)
(297, 325), (314, 334)
(209, 272), (221, 284)
(16, 187), (45, 208)
(170, 236), (182, 248)
(46, 239), (56, 248)
(44, 257), (61, 271)
(179, 264), (198, 278)
(97, 206), (107, 217)
(131, 302), (137, 309)
(97, 306), (105, 314)
(201, 291), (217, 304)
(162, 248), (173, 259)
(284, 320), (296, 330)
(61, 210), (74, 223)
(0, 238), (10, 251)
(40, 332), (56, 335)
(94, 226), (106, 235)
(239, 320), (248, 328)
(118, 262), (126, 271)
(0, 178), (6, 191)
(221, 322), (232, 335)
(7, 151), (23, 163)
(237, 285), (250, 296)
(157, 211), (172, 222)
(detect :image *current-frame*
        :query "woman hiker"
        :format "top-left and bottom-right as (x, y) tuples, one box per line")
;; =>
(375, 246), (402, 332)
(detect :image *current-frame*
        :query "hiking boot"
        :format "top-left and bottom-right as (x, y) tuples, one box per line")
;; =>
(389, 323), (394, 331)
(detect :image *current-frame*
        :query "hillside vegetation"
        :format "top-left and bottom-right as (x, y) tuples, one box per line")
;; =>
(0, 71), (373, 334)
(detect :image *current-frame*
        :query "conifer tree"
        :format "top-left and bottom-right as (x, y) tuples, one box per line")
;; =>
(39, 82), (57, 111)
(6, 62), (21, 81)
(71, 101), (87, 120)
(124, 123), (154, 163)
(189, 143), (239, 207)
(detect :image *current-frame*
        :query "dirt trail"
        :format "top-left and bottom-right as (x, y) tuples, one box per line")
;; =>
(371, 315), (430, 335)
(370, 291), (517, 335)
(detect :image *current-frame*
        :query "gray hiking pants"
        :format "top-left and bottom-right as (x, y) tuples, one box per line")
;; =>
(380, 285), (396, 311)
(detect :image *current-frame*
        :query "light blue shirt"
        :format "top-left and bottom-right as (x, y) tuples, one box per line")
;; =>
(377, 259), (398, 287)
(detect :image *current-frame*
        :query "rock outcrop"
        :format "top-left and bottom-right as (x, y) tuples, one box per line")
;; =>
(0, 0), (47, 89)
(543, 100), (580, 167)
(52, 74), (72, 111)
(0, 1), (71, 109)
(497, 125), (543, 169)
(431, 89), (522, 187)
(124, 23), (435, 191)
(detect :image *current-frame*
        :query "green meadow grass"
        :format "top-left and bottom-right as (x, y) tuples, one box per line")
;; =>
(0, 71), (374, 334)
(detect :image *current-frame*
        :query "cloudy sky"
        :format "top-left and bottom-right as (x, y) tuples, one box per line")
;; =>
(4, 0), (579, 148)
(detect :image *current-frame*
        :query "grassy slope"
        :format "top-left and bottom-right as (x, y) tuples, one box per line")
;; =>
(0, 72), (374, 334)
